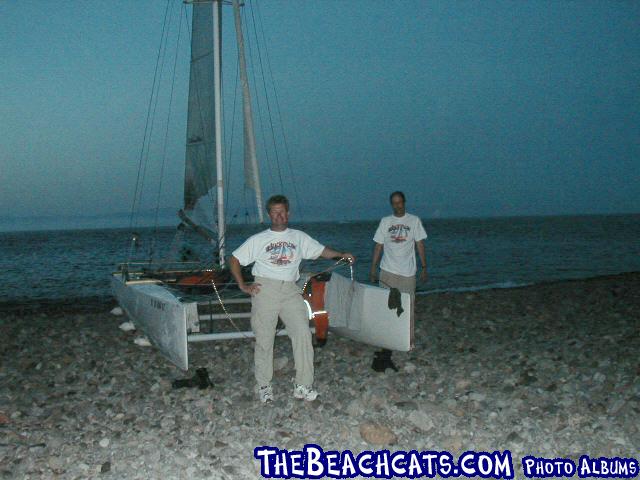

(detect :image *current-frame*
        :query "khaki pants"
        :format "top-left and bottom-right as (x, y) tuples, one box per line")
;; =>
(251, 276), (314, 388)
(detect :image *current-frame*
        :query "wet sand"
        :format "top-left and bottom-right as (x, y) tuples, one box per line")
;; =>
(1, 272), (638, 479)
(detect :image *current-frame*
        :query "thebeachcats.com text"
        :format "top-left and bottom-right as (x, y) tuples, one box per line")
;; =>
(254, 445), (514, 479)
(254, 445), (639, 479)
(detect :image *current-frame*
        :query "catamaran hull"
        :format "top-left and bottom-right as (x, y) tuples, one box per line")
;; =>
(324, 273), (414, 352)
(111, 271), (413, 371)
(111, 274), (195, 371)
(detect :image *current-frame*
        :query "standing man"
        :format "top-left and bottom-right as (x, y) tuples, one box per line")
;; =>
(369, 191), (427, 371)
(229, 194), (355, 403)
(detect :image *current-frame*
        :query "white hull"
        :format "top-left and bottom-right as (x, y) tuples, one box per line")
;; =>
(325, 273), (414, 352)
(111, 272), (287, 371)
(111, 273), (194, 370)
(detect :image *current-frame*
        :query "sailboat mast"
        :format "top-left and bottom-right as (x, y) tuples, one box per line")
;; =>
(212, 0), (226, 267)
(232, 0), (264, 223)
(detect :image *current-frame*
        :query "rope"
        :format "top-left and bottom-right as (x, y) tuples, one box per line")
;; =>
(210, 278), (257, 339)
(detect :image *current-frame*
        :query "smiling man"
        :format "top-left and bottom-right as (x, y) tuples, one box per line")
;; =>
(229, 194), (355, 403)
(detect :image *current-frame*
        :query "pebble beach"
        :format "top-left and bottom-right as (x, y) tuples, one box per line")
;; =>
(1, 272), (638, 479)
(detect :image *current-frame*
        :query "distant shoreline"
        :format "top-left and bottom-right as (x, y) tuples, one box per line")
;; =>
(2, 270), (638, 318)
(1, 211), (638, 234)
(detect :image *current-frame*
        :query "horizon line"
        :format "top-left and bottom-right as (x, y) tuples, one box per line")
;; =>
(1, 210), (639, 234)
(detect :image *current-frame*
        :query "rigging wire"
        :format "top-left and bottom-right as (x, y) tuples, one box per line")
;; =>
(224, 44), (240, 226)
(253, 0), (305, 221)
(140, 2), (174, 256)
(151, 3), (185, 262)
(247, 1), (287, 200)
(129, 0), (302, 265)
(243, 6), (279, 195)
(128, 0), (173, 239)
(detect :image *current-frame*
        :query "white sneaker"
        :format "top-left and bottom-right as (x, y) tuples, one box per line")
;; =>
(293, 384), (318, 401)
(258, 384), (273, 403)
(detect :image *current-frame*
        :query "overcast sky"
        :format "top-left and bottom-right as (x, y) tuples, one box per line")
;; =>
(1, 0), (639, 230)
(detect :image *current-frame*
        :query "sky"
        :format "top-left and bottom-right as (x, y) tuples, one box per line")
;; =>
(1, 0), (639, 231)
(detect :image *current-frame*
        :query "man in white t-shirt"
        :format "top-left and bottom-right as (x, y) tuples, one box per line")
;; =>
(369, 191), (427, 371)
(229, 194), (355, 403)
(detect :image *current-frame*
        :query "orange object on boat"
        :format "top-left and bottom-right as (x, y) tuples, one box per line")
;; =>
(307, 277), (329, 346)
(178, 270), (229, 286)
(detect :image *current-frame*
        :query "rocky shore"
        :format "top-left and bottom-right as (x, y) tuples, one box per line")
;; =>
(1, 272), (638, 479)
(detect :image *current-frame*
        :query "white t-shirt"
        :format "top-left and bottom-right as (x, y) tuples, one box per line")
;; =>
(373, 213), (427, 277)
(232, 228), (325, 281)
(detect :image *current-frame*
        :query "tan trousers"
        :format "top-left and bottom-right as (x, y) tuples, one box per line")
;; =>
(251, 276), (314, 388)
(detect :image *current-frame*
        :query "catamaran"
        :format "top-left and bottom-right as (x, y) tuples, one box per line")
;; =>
(111, 0), (413, 371)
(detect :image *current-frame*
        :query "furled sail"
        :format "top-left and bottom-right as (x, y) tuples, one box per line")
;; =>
(182, 2), (218, 239)
(232, 0), (264, 223)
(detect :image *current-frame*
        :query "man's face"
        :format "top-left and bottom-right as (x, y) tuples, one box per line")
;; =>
(268, 203), (289, 230)
(391, 195), (405, 216)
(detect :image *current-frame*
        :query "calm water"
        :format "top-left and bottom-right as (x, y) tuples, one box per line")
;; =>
(0, 214), (639, 305)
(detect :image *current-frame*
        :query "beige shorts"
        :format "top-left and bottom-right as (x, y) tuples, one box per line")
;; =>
(379, 269), (416, 294)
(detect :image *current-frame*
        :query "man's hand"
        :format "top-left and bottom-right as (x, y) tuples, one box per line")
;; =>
(419, 269), (428, 283)
(341, 253), (356, 263)
(369, 267), (378, 283)
(240, 282), (261, 296)
(321, 247), (356, 263)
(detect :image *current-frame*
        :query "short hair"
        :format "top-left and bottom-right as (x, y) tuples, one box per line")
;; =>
(389, 191), (406, 203)
(266, 194), (289, 212)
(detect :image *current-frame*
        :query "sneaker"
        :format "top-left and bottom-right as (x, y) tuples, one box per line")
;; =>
(258, 384), (273, 403)
(293, 384), (318, 401)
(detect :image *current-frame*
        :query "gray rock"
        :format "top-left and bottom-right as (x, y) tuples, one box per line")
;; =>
(403, 362), (417, 373)
(506, 431), (523, 443)
(47, 456), (65, 474)
(160, 417), (175, 430)
(593, 372), (606, 383)
(469, 392), (486, 402)
(346, 399), (364, 416)
(408, 410), (434, 432)
(197, 440), (214, 457)
(274, 356), (289, 371)
(223, 465), (238, 475)
(394, 400), (418, 411)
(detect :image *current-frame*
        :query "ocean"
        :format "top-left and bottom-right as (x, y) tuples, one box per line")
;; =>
(1, 214), (639, 309)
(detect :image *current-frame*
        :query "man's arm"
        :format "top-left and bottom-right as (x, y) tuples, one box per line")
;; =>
(229, 255), (260, 295)
(416, 239), (427, 282)
(319, 247), (355, 263)
(369, 242), (383, 283)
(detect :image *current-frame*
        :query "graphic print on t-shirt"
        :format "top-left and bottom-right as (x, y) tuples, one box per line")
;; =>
(388, 224), (411, 243)
(265, 241), (296, 265)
